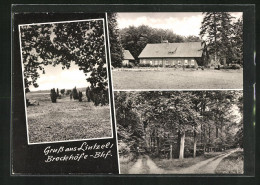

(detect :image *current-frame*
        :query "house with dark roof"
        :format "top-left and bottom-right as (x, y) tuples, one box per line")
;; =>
(138, 42), (204, 67)
(122, 50), (135, 66)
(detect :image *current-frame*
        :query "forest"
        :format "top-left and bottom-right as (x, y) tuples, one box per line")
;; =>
(114, 91), (243, 161)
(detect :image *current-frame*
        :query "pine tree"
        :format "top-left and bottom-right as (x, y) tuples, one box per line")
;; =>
(232, 17), (243, 66)
(200, 12), (234, 65)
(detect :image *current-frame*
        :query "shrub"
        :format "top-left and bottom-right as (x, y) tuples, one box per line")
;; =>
(66, 90), (72, 95)
(72, 87), (79, 99)
(56, 88), (59, 98)
(222, 64), (241, 70)
(86, 87), (91, 102)
(138, 63), (151, 67)
(60, 89), (65, 95)
(78, 91), (83, 102)
(231, 64), (241, 69)
(50, 88), (57, 103)
(126, 64), (133, 68)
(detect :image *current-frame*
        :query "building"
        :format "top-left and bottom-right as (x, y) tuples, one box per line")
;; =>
(122, 50), (135, 66)
(138, 42), (204, 67)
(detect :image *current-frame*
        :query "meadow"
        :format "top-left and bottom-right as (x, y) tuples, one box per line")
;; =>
(112, 68), (243, 90)
(26, 92), (112, 143)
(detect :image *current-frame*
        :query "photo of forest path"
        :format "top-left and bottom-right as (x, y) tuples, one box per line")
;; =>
(26, 89), (112, 143)
(115, 91), (243, 174)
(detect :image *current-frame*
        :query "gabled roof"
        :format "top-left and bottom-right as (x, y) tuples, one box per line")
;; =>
(123, 50), (135, 60)
(138, 42), (203, 58)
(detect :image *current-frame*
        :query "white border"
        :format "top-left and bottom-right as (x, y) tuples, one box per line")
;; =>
(113, 89), (243, 92)
(105, 13), (121, 174)
(18, 18), (114, 145)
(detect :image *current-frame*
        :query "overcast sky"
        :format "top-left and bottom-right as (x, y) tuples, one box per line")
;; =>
(117, 12), (242, 37)
(29, 63), (90, 91)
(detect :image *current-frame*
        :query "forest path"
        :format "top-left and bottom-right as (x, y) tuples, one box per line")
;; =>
(169, 149), (238, 174)
(127, 149), (238, 174)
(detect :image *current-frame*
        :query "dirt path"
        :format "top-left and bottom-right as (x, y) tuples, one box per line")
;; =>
(127, 149), (238, 174)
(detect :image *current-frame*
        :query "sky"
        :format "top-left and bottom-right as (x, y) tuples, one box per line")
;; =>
(29, 63), (90, 91)
(117, 12), (243, 37)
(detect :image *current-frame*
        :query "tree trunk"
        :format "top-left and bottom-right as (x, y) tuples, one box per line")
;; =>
(208, 126), (211, 143)
(170, 144), (173, 160)
(193, 131), (197, 158)
(156, 136), (160, 156)
(179, 132), (185, 160)
(216, 126), (218, 138)
(177, 131), (181, 158)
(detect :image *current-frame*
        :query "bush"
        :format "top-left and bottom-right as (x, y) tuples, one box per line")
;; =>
(72, 87), (79, 100)
(60, 89), (65, 95)
(222, 64), (241, 70)
(86, 87), (91, 102)
(138, 63), (151, 67)
(50, 88), (57, 103)
(78, 91), (83, 102)
(231, 64), (241, 69)
(56, 88), (59, 97)
(66, 90), (72, 95)
(126, 64), (133, 68)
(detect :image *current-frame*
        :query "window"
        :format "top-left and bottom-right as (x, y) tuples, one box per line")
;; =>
(143, 59), (146, 64)
(150, 60), (153, 65)
(191, 59), (195, 65)
(184, 60), (188, 65)
(178, 60), (181, 65)
(155, 60), (158, 65)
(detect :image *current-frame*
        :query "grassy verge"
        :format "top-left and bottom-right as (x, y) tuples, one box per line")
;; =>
(153, 156), (206, 170)
(215, 150), (244, 174)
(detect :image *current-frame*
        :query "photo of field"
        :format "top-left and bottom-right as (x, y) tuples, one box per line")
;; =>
(19, 19), (113, 144)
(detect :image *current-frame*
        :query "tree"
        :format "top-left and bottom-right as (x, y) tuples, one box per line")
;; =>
(120, 25), (185, 64)
(232, 17), (243, 66)
(20, 20), (108, 104)
(107, 13), (124, 68)
(200, 12), (234, 65)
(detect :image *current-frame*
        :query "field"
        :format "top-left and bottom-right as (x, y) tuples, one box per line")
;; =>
(112, 68), (243, 89)
(26, 92), (112, 143)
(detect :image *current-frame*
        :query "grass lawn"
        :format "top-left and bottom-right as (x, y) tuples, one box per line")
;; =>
(26, 93), (112, 143)
(112, 68), (243, 89)
(215, 150), (244, 174)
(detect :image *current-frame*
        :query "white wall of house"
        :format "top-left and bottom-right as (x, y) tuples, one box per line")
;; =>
(139, 58), (198, 67)
(122, 59), (129, 66)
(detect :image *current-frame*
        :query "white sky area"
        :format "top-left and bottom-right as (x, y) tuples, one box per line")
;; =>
(30, 63), (90, 91)
(117, 12), (243, 37)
